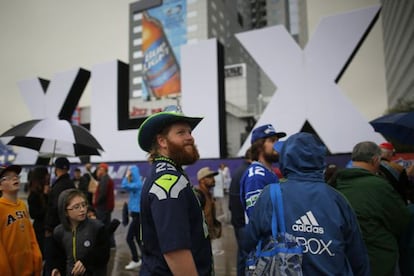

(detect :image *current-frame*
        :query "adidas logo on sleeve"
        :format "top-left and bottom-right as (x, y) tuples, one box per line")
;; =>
(292, 211), (324, 234)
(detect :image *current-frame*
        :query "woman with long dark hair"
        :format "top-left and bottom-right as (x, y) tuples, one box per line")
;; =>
(27, 166), (50, 255)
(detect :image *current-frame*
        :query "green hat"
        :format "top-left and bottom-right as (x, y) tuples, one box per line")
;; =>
(137, 109), (203, 152)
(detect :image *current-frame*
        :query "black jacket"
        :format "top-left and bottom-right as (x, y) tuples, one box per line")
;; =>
(53, 219), (109, 276)
(229, 160), (250, 228)
(51, 189), (110, 276)
(45, 173), (75, 231)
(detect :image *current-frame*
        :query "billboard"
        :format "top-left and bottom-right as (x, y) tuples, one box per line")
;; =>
(129, 0), (187, 119)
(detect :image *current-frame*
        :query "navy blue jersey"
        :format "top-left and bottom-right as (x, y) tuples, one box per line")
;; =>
(140, 157), (213, 275)
(240, 161), (279, 219)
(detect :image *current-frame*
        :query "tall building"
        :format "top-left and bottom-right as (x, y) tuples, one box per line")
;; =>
(380, 0), (414, 110)
(236, 0), (308, 47)
(129, 0), (308, 156)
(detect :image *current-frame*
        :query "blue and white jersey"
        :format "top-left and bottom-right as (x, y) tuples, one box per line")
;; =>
(240, 161), (279, 220)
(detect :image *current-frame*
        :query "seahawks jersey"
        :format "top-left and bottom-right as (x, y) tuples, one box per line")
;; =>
(240, 161), (279, 220)
(140, 156), (213, 275)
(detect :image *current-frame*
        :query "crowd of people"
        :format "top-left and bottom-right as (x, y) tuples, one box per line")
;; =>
(1, 105), (414, 276)
(0, 158), (121, 275)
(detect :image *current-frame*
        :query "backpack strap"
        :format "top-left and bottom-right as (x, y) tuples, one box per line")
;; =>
(253, 184), (280, 258)
(270, 184), (278, 238)
(194, 188), (206, 208)
(253, 183), (303, 260)
(275, 183), (287, 233)
(270, 183), (286, 236)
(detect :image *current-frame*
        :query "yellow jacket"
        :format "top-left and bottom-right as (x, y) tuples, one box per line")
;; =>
(0, 197), (42, 276)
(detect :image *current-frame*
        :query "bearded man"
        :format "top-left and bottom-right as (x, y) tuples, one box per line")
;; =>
(240, 124), (286, 219)
(137, 106), (213, 276)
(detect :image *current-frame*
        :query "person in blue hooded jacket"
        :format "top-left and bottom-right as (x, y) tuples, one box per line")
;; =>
(242, 132), (370, 275)
(121, 165), (144, 270)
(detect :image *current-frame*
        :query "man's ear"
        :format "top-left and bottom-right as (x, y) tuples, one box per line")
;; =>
(157, 134), (167, 149)
(371, 155), (380, 166)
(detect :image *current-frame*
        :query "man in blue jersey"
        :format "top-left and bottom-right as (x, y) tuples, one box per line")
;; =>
(137, 106), (213, 275)
(240, 124), (286, 219)
(243, 132), (370, 275)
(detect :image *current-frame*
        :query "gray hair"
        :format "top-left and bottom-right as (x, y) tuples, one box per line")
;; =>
(351, 141), (382, 162)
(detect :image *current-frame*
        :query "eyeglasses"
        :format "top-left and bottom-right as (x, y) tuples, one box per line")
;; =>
(66, 201), (88, 211)
(0, 175), (21, 182)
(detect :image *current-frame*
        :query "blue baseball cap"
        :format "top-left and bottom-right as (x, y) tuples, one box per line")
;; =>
(251, 124), (286, 144)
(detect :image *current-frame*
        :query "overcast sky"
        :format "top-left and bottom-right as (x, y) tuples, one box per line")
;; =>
(0, 0), (385, 135)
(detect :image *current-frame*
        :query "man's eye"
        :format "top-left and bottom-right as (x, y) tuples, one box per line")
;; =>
(177, 130), (190, 135)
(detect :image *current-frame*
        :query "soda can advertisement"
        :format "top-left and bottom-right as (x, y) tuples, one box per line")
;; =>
(129, 0), (186, 119)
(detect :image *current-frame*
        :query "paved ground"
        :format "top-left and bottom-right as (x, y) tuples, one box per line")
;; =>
(20, 189), (236, 275)
(107, 192), (237, 275)
(20, 188), (237, 275)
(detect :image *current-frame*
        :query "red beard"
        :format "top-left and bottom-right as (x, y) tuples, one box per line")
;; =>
(166, 139), (200, 166)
